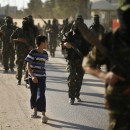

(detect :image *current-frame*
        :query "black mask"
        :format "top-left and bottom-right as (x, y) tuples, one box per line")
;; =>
(28, 19), (34, 27)
(74, 26), (80, 34)
(76, 18), (84, 23)
(118, 9), (130, 33)
(6, 19), (13, 27)
(22, 20), (29, 31)
(94, 17), (99, 25)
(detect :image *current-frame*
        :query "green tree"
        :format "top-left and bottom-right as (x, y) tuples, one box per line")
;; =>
(43, 0), (91, 19)
(42, 0), (55, 18)
(26, 0), (44, 17)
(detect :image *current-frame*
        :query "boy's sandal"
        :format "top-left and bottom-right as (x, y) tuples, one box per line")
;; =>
(31, 111), (37, 118)
(42, 116), (48, 123)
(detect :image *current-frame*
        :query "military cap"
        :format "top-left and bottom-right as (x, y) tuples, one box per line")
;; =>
(118, 0), (130, 11)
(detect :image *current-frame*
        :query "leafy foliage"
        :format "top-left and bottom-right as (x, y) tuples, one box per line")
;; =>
(25, 0), (91, 18)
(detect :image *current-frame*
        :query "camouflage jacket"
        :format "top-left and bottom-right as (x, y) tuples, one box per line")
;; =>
(89, 23), (105, 37)
(11, 27), (35, 53)
(0, 24), (16, 49)
(63, 31), (91, 61)
(84, 29), (130, 81)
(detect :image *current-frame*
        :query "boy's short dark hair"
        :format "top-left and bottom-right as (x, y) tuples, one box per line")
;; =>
(35, 35), (47, 47)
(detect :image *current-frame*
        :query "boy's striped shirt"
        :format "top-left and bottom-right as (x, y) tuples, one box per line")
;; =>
(25, 49), (48, 77)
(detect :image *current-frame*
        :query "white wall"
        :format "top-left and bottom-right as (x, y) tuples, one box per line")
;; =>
(14, 18), (93, 28)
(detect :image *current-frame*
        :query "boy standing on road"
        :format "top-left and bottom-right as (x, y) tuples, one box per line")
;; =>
(25, 35), (48, 123)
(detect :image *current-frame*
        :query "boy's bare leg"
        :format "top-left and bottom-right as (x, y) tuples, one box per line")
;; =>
(42, 111), (48, 123)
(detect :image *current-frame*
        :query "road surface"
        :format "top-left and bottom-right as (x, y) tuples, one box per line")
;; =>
(0, 47), (108, 130)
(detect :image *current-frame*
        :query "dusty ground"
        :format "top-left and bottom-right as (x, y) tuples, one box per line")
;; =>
(0, 48), (107, 130)
(0, 65), (59, 130)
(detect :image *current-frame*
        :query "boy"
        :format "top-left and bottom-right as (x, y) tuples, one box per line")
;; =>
(25, 35), (48, 123)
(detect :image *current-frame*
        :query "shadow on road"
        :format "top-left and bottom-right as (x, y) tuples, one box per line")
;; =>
(47, 76), (67, 83)
(47, 68), (66, 73)
(47, 118), (103, 130)
(80, 92), (104, 98)
(46, 87), (67, 93)
(82, 101), (104, 105)
(84, 78), (103, 83)
(46, 62), (67, 73)
(0, 70), (16, 74)
(82, 82), (104, 88)
(47, 75), (104, 89)
(46, 87), (104, 99)
(75, 101), (105, 109)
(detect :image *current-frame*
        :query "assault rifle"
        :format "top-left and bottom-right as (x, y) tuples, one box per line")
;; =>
(38, 15), (48, 25)
(63, 32), (83, 59)
(75, 21), (130, 80)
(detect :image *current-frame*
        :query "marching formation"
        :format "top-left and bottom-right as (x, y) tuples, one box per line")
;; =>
(0, 0), (130, 129)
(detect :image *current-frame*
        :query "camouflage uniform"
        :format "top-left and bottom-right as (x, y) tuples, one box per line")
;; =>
(11, 20), (35, 84)
(0, 17), (16, 72)
(60, 18), (73, 36)
(89, 15), (105, 69)
(83, 1), (130, 129)
(44, 20), (51, 51)
(60, 18), (73, 56)
(28, 15), (39, 38)
(89, 14), (105, 37)
(24, 15), (39, 87)
(62, 15), (90, 104)
(49, 18), (58, 57)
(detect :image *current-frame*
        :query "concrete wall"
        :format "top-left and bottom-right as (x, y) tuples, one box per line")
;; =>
(14, 18), (93, 28)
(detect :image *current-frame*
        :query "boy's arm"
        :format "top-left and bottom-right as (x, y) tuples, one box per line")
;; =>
(27, 62), (35, 78)
(27, 62), (38, 83)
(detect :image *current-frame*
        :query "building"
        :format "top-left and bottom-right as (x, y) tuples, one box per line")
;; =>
(90, 0), (118, 31)
(0, 4), (17, 16)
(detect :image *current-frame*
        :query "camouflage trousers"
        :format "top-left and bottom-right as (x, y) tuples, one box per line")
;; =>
(67, 60), (84, 100)
(106, 82), (130, 130)
(16, 54), (26, 81)
(0, 49), (2, 63)
(24, 62), (29, 85)
(2, 49), (15, 70)
(49, 44), (57, 57)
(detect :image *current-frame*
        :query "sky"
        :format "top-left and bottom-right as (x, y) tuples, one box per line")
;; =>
(0, 0), (101, 10)
(0, 0), (47, 10)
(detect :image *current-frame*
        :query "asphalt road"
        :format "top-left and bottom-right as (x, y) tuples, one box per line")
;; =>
(0, 47), (108, 130)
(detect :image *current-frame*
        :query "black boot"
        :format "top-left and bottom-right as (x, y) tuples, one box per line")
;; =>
(17, 79), (21, 85)
(10, 68), (15, 73)
(3, 69), (8, 73)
